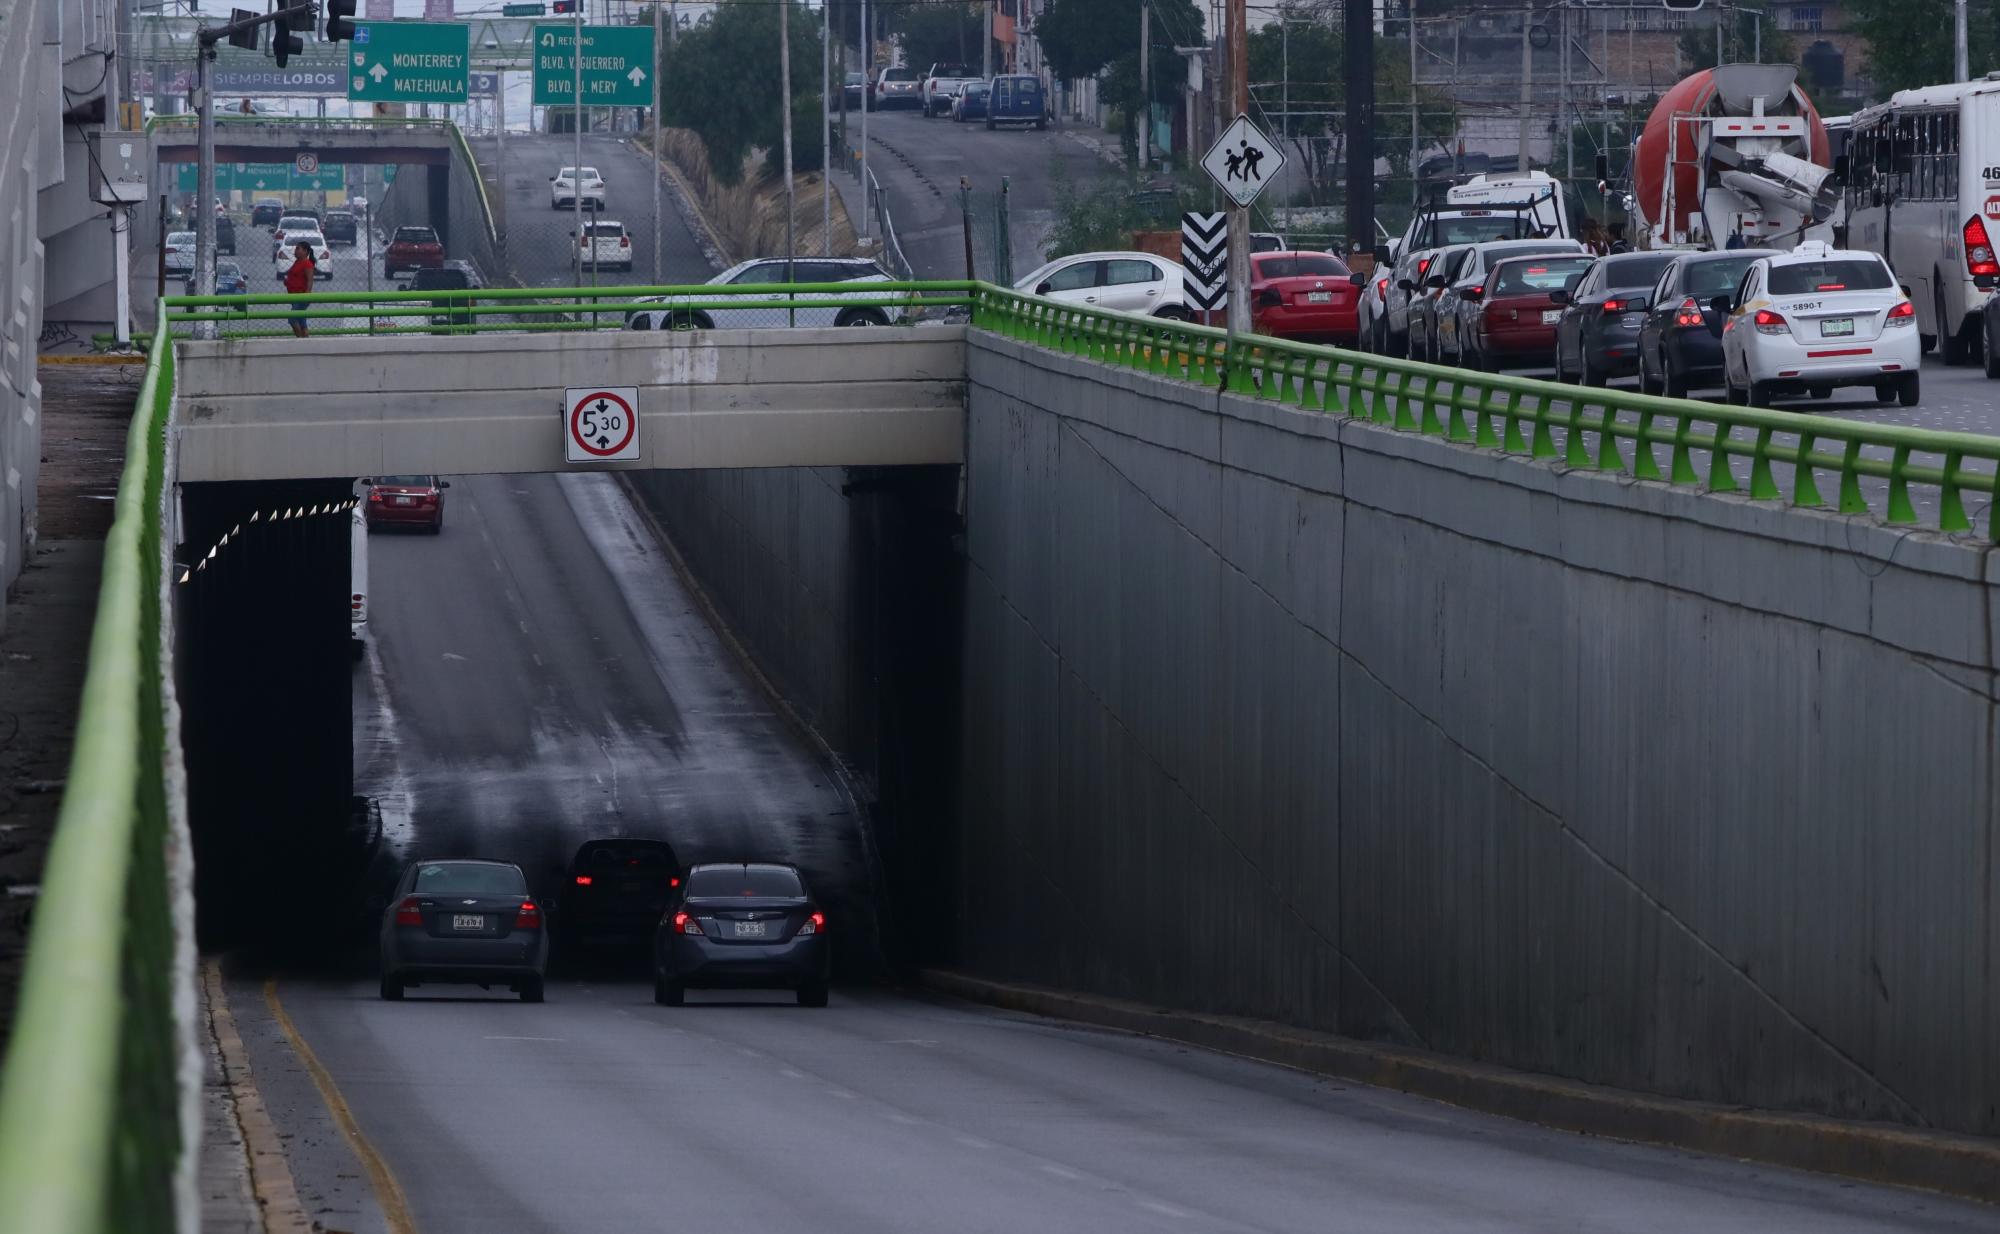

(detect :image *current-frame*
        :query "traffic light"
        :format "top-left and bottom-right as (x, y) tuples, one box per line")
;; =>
(274, 4), (304, 66)
(325, 0), (355, 42)
(553, 0), (576, 12)
(1661, 0), (1705, 10)
(226, 7), (259, 50)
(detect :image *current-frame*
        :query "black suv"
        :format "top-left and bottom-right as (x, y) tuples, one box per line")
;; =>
(214, 216), (236, 256)
(250, 199), (283, 227)
(323, 211), (358, 246)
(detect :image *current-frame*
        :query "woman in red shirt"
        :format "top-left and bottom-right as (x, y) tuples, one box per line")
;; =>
(282, 242), (316, 337)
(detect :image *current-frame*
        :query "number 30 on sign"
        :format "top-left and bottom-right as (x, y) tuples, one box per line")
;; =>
(565, 386), (640, 463)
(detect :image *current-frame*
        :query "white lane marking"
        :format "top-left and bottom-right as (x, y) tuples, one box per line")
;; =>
(1039, 1164), (1082, 1182)
(1136, 1200), (1192, 1220)
(531, 653), (544, 667)
(825, 1088), (857, 1100)
(879, 1038), (939, 1046)
(885, 1112), (920, 1125)
(483, 1035), (566, 1042)
(442, 652), (467, 661)
(955, 1134), (992, 1150)
(735, 1047), (763, 1058)
(779, 1068), (807, 1080)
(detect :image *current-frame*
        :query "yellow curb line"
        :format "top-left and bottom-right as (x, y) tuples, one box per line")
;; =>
(262, 977), (420, 1234)
(38, 354), (148, 365)
(203, 961), (312, 1233)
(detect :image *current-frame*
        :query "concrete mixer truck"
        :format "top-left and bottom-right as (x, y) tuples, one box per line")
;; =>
(1626, 63), (1837, 251)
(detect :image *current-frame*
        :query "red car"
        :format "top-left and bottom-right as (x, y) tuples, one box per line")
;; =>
(385, 226), (444, 277)
(1249, 251), (1363, 345)
(1463, 252), (1597, 372)
(364, 475), (449, 533)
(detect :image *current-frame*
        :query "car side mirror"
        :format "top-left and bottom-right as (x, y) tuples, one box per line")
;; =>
(440, 480), (451, 488)
(1396, 278), (1415, 291)
(1373, 245), (1392, 266)
(1710, 294), (1733, 317)
(1425, 274), (1447, 289)
(1548, 289), (1570, 307)
(1035, 280), (1052, 295)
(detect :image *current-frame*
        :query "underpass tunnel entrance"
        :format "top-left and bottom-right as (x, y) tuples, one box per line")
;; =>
(176, 478), (360, 946)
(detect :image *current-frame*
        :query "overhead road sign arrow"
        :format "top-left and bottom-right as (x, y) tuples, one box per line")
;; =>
(1202, 113), (1286, 210)
(346, 22), (470, 104)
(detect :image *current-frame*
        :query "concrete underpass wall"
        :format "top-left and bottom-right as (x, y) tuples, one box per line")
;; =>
(626, 464), (964, 964)
(377, 140), (503, 286)
(958, 332), (2000, 1138)
(0, 0), (48, 616)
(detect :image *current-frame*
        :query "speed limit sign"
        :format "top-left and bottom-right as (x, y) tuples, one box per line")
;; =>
(564, 387), (640, 462)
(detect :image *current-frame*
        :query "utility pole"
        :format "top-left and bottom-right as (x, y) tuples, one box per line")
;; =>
(195, 45), (216, 339)
(982, 0), (992, 80)
(1139, 3), (1151, 170)
(859, 0), (870, 242)
(105, 26), (130, 346)
(1956, 0), (1970, 81)
(822, 1), (831, 256)
(572, 0), (584, 285)
(653, 0), (663, 282)
(1226, 0), (1248, 335)
(1410, 0), (1420, 209)
(1517, 5), (1533, 172)
(1344, 0), (1374, 262)
(781, 0), (796, 316)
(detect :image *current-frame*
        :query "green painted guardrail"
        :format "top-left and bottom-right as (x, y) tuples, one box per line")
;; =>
(0, 311), (181, 1231)
(966, 283), (2000, 540)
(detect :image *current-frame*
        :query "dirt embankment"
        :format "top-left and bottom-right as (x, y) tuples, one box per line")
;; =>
(643, 128), (859, 265)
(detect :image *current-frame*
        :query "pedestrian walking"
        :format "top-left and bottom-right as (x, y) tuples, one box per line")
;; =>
(282, 241), (316, 338)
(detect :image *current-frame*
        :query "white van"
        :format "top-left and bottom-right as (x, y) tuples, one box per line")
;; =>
(349, 505), (368, 662)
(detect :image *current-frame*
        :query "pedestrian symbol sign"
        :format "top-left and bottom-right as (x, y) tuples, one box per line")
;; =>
(565, 386), (640, 462)
(1202, 113), (1286, 209)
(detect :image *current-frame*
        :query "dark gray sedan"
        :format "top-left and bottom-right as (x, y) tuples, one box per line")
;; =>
(653, 862), (830, 1007)
(379, 859), (549, 1002)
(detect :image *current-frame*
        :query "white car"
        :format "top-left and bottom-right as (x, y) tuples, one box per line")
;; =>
(551, 166), (606, 211)
(274, 231), (333, 279)
(625, 257), (901, 330)
(576, 219), (633, 272)
(1014, 251), (1193, 320)
(1719, 243), (1920, 408)
(163, 231), (197, 274)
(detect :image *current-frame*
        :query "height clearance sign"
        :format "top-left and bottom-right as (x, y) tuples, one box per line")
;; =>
(532, 24), (656, 107)
(347, 23), (471, 105)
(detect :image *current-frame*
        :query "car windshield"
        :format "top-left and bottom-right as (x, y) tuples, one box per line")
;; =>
(411, 863), (525, 895)
(413, 271), (471, 289)
(965, 82), (989, 95)
(882, 68), (919, 82)
(279, 217), (315, 228)
(290, 234), (325, 247)
(216, 262), (241, 277)
(1491, 256), (1594, 294)
(931, 63), (972, 76)
(1600, 254), (1674, 289)
(1768, 259), (1893, 294)
(583, 224), (623, 237)
(327, 212), (353, 222)
(1426, 215), (1534, 245)
(393, 228), (437, 243)
(167, 232), (194, 245)
(377, 475), (435, 487)
(685, 866), (804, 898)
(1257, 253), (1350, 278)
(1680, 257), (1760, 296)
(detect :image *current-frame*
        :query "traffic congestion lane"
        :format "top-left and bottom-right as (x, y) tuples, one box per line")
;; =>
(232, 972), (2000, 1234)
(472, 133), (714, 289)
(844, 108), (1113, 279)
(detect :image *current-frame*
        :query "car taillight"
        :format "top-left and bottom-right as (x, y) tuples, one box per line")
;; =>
(351, 593), (364, 612)
(1374, 277), (1387, 300)
(1256, 289), (1281, 308)
(1416, 258), (1431, 277)
(514, 901), (542, 929)
(1602, 297), (1627, 314)
(620, 236), (630, 248)
(1753, 308), (1789, 335)
(395, 897), (423, 926)
(669, 877), (681, 888)
(1485, 303), (1515, 323)
(367, 490), (383, 503)
(1966, 216), (2000, 277)
(574, 875), (593, 886)
(1674, 297), (1704, 328)
(796, 911), (826, 937)
(672, 911), (703, 935)
(1886, 299), (1916, 326)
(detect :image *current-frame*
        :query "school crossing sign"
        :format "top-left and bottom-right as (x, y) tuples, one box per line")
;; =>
(532, 24), (656, 107)
(347, 22), (471, 105)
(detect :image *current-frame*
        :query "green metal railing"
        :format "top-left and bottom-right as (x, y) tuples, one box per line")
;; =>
(0, 312), (180, 1232)
(966, 284), (2000, 540)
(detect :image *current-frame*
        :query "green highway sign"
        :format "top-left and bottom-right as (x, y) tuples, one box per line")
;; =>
(347, 22), (470, 104)
(532, 24), (656, 108)
(177, 162), (348, 192)
(501, 3), (545, 14)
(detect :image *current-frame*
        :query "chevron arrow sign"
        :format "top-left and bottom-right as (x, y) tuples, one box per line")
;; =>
(1182, 212), (1227, 312)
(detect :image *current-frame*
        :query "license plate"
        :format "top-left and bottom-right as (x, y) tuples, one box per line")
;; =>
(452, 913), (484, 931)
(733, 920), (768, 939)
(1821, 317), (1854, 337)
(395, 495), (412, 505)
(1542, 309), (1562, 324)
(1307, 291), (1332, 303)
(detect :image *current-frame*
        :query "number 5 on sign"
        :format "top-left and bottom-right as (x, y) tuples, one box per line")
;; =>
(564, 386), (641, 462)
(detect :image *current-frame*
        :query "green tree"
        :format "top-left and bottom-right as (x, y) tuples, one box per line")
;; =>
(1849, 0), (2000, 96)
(1037, 0), (1205, 154)
(1676, 5), (1796, 73)
(660, 0), (824, 185)
(883, 1), (989, 71)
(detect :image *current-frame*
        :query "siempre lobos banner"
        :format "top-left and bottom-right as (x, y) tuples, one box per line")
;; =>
(134, 65), (345, 96)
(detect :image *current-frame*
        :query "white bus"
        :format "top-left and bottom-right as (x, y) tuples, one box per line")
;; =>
(1845, 78), (2000, 364)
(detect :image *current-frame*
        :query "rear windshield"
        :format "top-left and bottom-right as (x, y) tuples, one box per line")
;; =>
(411, 863), (525, 895)
(685, 866), (804, 898)
(393, 228), (437, 243)
(1492, 256), (1594, 294)
(1679, 256), (1761, 296)
(327, 213), (354, 223)
(413, 271), (471, 289)
(583, 224), (624, 237)
(1767, 259), (1893, 294)
(1424, 216), (1534, 246)
(882, 68), (919, 82)
(1256, 253), (1350, 278)
(930, 64), (972, 77)
(1602, 254), (1675, 289)
(376, 475), (435, 486)
(577, 842), (679, 871)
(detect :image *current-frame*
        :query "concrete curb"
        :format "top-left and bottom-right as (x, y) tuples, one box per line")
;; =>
(203, 960), (311, 1233)
(920, 968), (2000, 1207)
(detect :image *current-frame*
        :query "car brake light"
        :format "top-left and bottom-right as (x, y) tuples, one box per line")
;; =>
(574, 875), (593, 886)
(1753, 308), (1789, 335)
(514, 901), (542, 929)
(669, 877), (681, 888)
(1967, 216), (2000, 277)
(1416, 258), (1431, 277)
(367, 490), (383, 503)
(395, 897), (423, 926)
(672, 911), (703, 935)
(1374, 277), (1387, 299)
(620, 236), (630, 248)
(1674, 297), (1704, 328)
(796, 911), (826, 937)
(351, 593), (364, 611)
(1602, 297), (1627, 313)
(1886, 299), (1916, 326)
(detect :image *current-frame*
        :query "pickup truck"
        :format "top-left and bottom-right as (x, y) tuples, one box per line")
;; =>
(921, 63), (982, 118)
(385, 225), (444, 277)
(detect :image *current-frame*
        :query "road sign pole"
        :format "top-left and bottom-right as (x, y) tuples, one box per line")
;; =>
(573, 4), (583, 287)
(1226, 0), (1248, 338)
(653, 0), (663, 282)
(196, 45), (217, 340)
(781, 0), (795, 326)
(821, 0), (830, 258)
